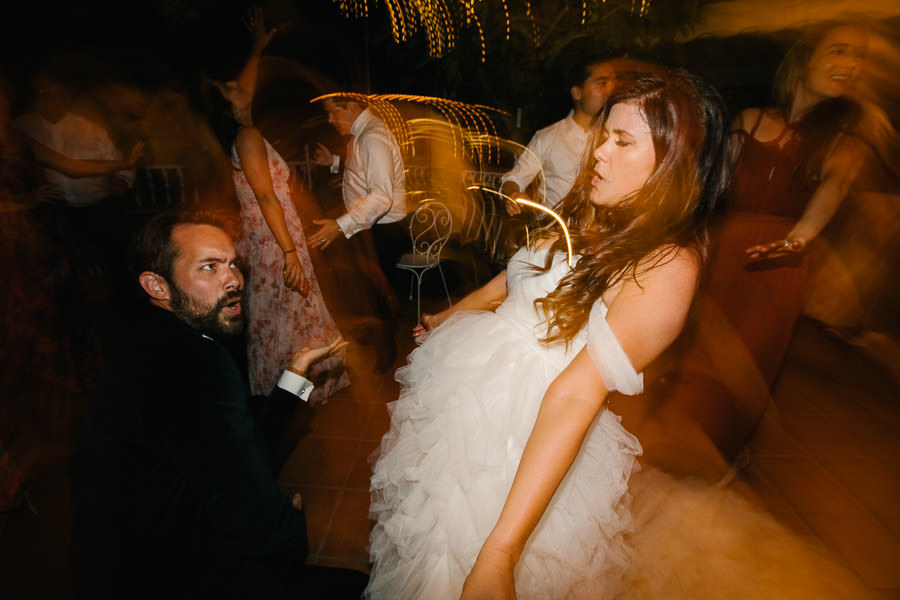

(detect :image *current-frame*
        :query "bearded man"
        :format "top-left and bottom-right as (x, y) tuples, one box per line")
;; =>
(74, 211), (366, 599)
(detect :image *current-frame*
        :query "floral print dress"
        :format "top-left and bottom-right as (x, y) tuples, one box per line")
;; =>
(232, 136), (348, 403)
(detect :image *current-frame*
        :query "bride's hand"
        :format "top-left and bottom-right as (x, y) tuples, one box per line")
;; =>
(413, 312), (447, 343)
(460, 546), (517, 600)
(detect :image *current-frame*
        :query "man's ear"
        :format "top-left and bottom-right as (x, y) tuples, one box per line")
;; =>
(571, 85), (582, 102)
(139, 271), (171, 302)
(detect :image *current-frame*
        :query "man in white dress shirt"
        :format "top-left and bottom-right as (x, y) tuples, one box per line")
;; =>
(308, 97), (406, 252)
(500, 58), (617, 215)
(310, 96), (408, 371)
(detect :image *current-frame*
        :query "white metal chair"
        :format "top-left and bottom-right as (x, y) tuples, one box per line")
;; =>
(396, 200), (453, 324)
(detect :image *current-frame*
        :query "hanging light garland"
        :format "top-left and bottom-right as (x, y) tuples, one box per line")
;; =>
(329, 0), (653, 61)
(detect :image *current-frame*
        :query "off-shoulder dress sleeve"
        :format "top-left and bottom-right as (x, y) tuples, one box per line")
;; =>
(586, 300), (643, 395)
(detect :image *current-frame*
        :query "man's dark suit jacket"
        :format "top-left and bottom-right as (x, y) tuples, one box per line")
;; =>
(75, 304), (309, 599)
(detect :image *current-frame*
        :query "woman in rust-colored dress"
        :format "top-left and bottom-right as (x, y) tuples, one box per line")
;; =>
(619, 21), (873, 479)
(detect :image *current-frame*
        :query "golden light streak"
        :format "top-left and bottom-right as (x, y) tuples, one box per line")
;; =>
(469, 186), (574, 267)
(310, 92), (508, 163)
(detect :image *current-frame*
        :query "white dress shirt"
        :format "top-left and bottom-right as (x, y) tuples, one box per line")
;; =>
(13, 112), (135, 207)
(336, 108), (407, 237)
(500, 111), (590, 209)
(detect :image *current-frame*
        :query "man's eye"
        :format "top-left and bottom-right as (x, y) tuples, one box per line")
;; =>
(201, 264), (215, 271)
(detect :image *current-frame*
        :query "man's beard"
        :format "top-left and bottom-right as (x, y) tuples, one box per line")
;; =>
(169, 285), (244, 339)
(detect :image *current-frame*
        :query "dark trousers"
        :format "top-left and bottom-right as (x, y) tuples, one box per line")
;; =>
(372, 216), (411, 298)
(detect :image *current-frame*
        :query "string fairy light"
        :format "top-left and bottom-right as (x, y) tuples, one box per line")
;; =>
(329, 0), (653, 61)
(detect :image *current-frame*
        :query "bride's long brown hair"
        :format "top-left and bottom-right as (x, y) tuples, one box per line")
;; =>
(535, 69), (732, 344)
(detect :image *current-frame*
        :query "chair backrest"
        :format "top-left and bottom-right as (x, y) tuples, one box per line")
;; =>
(408, 201), (453, 263)
(133, 165), (198, 208)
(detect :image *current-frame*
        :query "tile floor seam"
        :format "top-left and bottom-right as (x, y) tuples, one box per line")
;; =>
(799, 505), (900, 546)
(807, 454), (888, 515)
(313, 487), (346, 557)
(744, 459), (819, 530)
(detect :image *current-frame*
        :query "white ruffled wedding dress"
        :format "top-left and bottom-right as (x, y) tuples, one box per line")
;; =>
(366, 246), (644, 599)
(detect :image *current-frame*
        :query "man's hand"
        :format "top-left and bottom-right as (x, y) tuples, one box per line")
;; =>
(126, 140), (147, 166)
(505, 194), (528, 216)
(309, 219), (342, 250)
(500, 181), (527, 216)
(288, 336), (349, 376)
(312, 142), (335, 167)
(32, 183), (66, 206)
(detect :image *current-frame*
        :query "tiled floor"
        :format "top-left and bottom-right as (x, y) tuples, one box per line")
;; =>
(1, 304), (899, 598)
(742, 318), (900, 597)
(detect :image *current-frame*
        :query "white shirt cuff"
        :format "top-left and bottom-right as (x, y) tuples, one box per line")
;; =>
(335, 213), (355, 238)
(329, 154), (341, 174)
(276, 369), (314, 402)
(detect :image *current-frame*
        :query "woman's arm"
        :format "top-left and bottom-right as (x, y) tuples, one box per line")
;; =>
(461, 248), (699, 599)
(235, 127), (307, 295)
(747, 134), (865, 260)
(415, 269), (508, 334)
(785, 137), (865, 243)
(235, 7), (276, 100)
(28, 138), (143, 178)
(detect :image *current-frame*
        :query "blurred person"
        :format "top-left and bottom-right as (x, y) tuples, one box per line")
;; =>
(367, 68), (732, 599)
(499, 57), (616, 215)
(620, 20), (880, 481)
(13, 73), (137, 207)
(213, 8), (348, 403)
(70, 210), (367, 599)
(2, 74), (144, 387)
(310, 93), (408, 371)
(11, 68), (148, 365)
(0, 75), (144, 512)
(799, 22), (900, 384)
(309, 95), (407, 253)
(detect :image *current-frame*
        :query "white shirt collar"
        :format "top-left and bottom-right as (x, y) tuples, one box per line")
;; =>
(349, 107), (375, 138)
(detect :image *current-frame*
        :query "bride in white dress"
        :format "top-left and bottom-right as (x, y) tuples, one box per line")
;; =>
(366, 68), (733, 600)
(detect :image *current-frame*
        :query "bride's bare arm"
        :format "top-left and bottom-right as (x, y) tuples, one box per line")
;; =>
(417, 270), (508, 333)
(460, 249), (699, 599)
